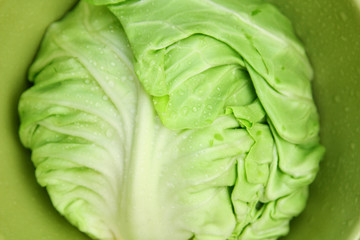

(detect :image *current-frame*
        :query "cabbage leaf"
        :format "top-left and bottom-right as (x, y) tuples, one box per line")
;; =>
(18, 1), (324, 240)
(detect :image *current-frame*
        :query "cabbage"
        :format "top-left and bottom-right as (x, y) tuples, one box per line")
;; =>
(18, 1), (324, 240)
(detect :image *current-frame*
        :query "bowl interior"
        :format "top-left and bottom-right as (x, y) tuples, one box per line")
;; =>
(0, 0), (359, 239)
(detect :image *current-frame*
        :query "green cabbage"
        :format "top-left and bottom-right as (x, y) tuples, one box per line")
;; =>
(18, 1), (324, 240)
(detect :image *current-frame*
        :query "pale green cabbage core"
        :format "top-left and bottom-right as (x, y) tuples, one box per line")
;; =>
(18, 1), (324, 240)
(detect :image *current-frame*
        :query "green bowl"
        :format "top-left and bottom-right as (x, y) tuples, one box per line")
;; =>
(0, 0), (359, 239)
